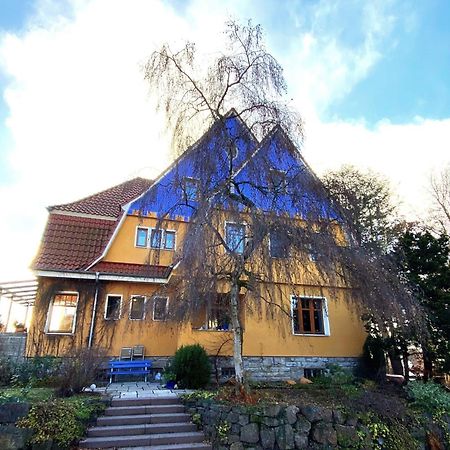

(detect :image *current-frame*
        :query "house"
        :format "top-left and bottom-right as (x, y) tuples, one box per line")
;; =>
(27, 114), (367, 380)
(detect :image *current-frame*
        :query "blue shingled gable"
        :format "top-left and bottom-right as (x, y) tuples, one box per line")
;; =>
(127, 115), (336, 220)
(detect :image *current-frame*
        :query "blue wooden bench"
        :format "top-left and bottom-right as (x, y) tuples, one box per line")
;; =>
(108, 359), (152, 383)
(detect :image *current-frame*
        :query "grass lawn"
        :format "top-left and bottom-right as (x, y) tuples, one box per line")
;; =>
(0, 386), (55, 403)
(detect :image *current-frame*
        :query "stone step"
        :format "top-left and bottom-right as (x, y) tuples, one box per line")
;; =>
(97, 413), (191, 426)
(80, 431), (207, 448)
(111, 396), (179, 407)
(119, 443), (212, 450)
(105, 404), (185, 416)
(88, 422), (196, 437)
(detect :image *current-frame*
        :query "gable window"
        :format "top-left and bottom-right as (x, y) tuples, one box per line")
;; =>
(153, 297), (168, 321)
(150, 229), (163, 249)
(105, 295), (122, 320)
(163, 231), (176, 250)
(225, 223), (245, 254)
(130, 295), (146, 320)
(291, 296), (329, 335)
(46, 292), (78, 334)
(183, 177), (200, 201)
(136, 227), (148, 247)
(269, 169), (287, 194)
(269, 230), (289, 258)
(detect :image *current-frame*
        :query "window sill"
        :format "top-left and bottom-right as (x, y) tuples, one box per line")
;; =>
(292, 333), (330, 337)
(193, 328), (232, 332)
(45, 332), (75, 336)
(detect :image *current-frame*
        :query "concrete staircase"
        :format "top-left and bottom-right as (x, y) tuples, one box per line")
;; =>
(80, 396), (211, 449)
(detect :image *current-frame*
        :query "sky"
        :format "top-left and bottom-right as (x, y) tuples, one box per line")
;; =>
(0, 0), (450, 283)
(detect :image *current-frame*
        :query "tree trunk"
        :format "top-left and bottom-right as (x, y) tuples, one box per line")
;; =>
(387, 349), (404, 376)
(423, 347), (433, 381)
(401, 345), (410, 383)
(230, 280), (244, 390)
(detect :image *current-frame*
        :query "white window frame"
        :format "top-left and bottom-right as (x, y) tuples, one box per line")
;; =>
(290, 295), (330, 337)
(135, 226), (150, 248)
(224, 221), (246, 255)
(152, 296), (169, 321)
(129, 295), (147, 320)
(135, 226), (176, 251)
(45, 291), (79, 335)
(104, 294), (123, 320)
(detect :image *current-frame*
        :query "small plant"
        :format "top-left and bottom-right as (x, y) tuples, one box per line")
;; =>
(408, 381), (450, 416)
(191, 412), (202, 427)
(216, 420), (231, 443)
(169, 344), (211, 389)
(181, 390), (216, 401)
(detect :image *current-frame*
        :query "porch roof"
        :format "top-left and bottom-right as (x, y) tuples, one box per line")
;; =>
(0, 279), (37, 305)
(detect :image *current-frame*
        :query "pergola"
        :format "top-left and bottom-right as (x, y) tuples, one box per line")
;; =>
(0, 279), (37, 330)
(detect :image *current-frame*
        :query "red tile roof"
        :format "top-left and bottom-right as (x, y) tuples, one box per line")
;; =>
(89, 261), (171, 279)
(33, 177), (159, 275)
(33, 214), (117, 271)
(48, 177), (152, 217)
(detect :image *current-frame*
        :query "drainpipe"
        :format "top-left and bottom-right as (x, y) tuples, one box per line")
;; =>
(88, 272), (100, 348)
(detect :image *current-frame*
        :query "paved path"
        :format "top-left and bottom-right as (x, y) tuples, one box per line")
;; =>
(94, 382), (193, 399)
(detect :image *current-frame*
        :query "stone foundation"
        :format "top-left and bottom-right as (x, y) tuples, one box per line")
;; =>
(214, 356), (360, 381)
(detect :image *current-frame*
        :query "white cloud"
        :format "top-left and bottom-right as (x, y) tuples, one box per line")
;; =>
(0, 0), (448, 284)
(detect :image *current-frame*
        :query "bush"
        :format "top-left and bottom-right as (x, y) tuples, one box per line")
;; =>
(408, 381), (450, 416)
(17, 399), (83, 447)
(169, 344), (211, 389)
(55, 347), (106, 396)
(12, 356), (61, 387)
(17, 396), (106, 447)
(0, 357), (15, 385)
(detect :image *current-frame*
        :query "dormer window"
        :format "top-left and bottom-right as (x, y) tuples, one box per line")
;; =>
(135, 226), (176, 250)
(136, 227), (148, 247)
(183, 177), (200, 201)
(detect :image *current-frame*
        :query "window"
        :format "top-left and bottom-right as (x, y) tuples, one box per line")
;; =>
(150, 229), (163, 249)
(304, 368), (325, 378)
(164, 231), (176, 250)
(292, 296), (329, 335)
(269, 230), (289, 258)
(46, 292), (78, 333)
(153, 297), (168, 321)
(207, 294), (231, 330)
(225, 223), (245, 254)
(136, 227), (176, 250)
(136, 227), (148, 247)
(183, 177), (200, 201)
(129, 295), (146, 320)
(105, 295), (122, 320)
(269, 169), (287, 194)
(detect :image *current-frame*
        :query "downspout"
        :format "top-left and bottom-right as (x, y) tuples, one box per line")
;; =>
(88, 272), (100, 348)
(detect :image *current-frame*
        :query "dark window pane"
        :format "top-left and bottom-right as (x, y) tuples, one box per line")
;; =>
(302, 310), (312, 332)
(301, 298), (310, 309)
(153, 297), (167, 321)
(269, 231), (289, 258)
(105, 295), (121, 320)
(314, 310), (324, 333)
(136, 228), (148, 247)
(130, 296), (145, 320)
(150, 229), (162, 248)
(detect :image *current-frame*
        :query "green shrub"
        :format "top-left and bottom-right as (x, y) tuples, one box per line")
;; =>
(169, 344), (211, 389)
(17, 396), (106, 447)
(0, 357), (15, 385)
(408, 381), (450, 416)
(12, 356), (61, 386)
(17, 399), (83, 447)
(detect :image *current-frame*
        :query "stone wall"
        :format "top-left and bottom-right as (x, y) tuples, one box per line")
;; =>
(0, 333), (27, 359)
(214, 356), (360, 382)
(183, 399), (367, 449)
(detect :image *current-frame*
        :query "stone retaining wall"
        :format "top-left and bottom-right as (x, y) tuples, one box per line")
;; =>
(183, 399), (368, 449)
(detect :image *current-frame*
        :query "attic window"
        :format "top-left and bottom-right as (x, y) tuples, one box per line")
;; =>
(225, 223), (246, 254)
(269, 230), (289, 258)
(183, 177), (200, 201)
(269, 169), (287, 194)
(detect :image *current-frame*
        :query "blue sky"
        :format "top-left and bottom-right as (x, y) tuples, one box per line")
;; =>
(0, 0), (449, 280)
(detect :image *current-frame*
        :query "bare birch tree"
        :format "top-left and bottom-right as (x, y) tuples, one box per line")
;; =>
(142, 20), (423, 390)
(430, 165), (450, 234)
